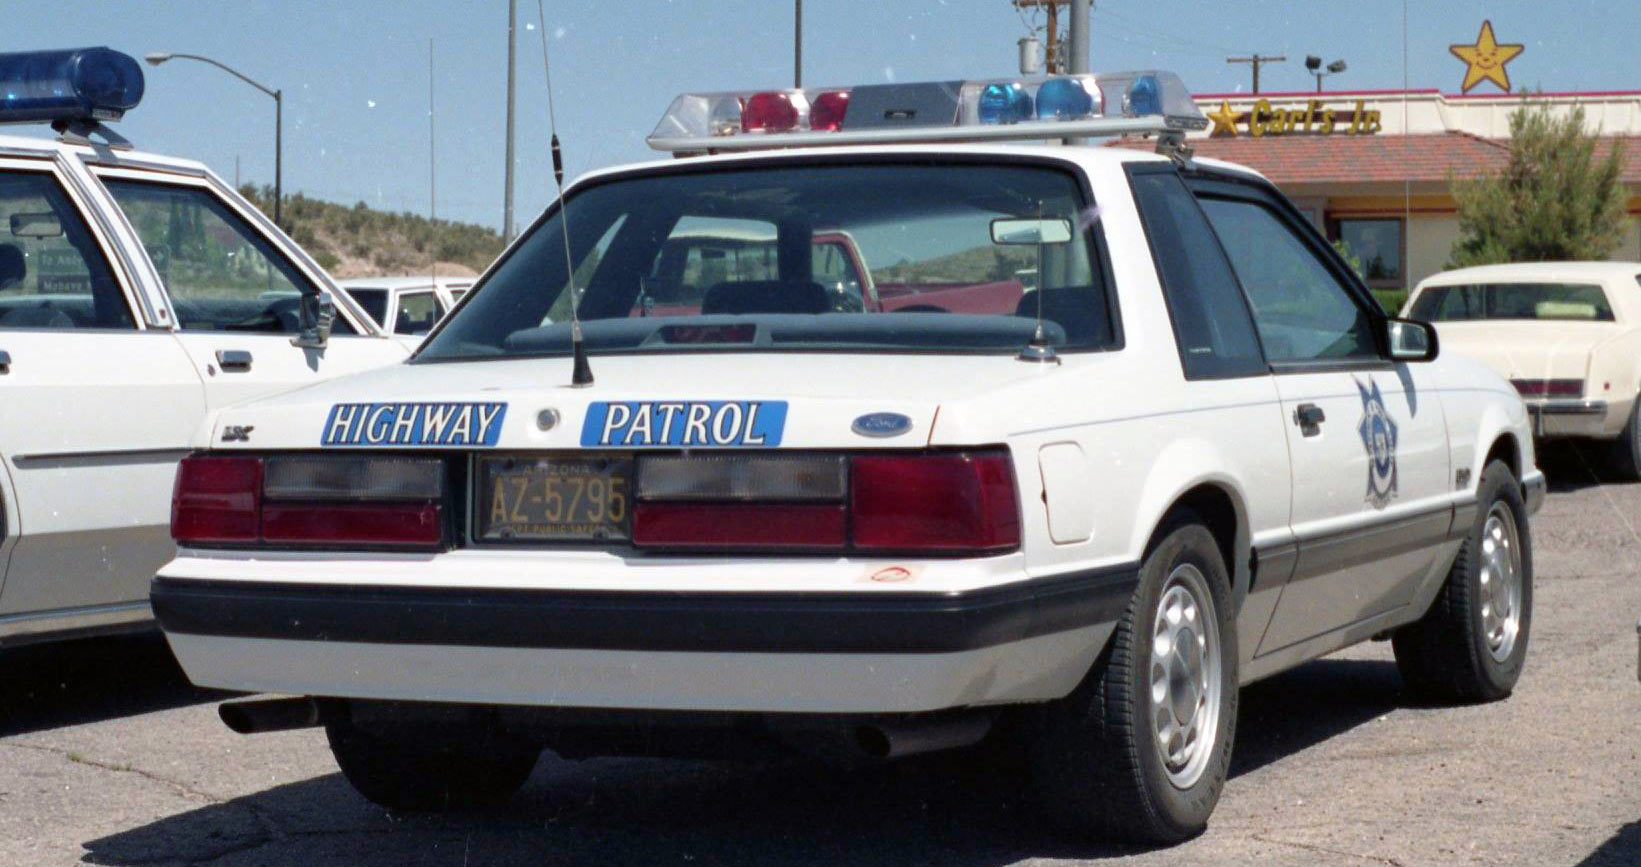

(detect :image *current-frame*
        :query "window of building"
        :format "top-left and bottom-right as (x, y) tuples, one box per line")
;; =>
(1331, 218), (1403, 286)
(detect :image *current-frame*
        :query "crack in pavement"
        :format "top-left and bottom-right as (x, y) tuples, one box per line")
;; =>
(1250, 832), (1408, 866)
(0, 739), (284, 865)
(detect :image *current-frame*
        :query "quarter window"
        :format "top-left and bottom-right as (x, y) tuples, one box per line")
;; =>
(0, 170), (133, 330)
(1128, 170), (1264, 379)
(1198, 197), (1378, 365)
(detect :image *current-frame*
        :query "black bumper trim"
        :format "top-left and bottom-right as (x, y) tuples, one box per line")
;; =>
(151, 565), (1139, 655)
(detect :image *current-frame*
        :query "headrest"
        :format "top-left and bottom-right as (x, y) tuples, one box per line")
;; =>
(0, 244), (24, 289)
(1015, 287), (1108, 344)
(701, 280), (830, 315)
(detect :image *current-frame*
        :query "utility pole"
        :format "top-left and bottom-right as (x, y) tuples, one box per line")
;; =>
(429, 38), (437, 283)
(1227, 54), (1286, 94)
(504, 0), (516, 242)
(1015, 0), (1086, 75)
(793, 0), (802, 87)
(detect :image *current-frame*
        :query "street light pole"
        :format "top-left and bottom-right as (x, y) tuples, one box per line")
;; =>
(143, 52), (283, 226)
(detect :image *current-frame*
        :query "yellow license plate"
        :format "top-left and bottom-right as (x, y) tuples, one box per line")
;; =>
(477, 457), (632, 542)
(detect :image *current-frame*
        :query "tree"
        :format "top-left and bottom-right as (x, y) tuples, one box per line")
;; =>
(1450, 103), (1629, 267)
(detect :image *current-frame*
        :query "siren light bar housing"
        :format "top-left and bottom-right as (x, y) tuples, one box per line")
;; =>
(0, 47), (145, 127)
(647, 70), (1205, 154)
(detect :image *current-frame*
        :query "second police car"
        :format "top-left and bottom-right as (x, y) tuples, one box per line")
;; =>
(0, 49), (406, 646)
(153, 71), (1544, 843)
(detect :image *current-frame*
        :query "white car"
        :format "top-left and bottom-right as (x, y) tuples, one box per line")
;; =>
(154, 71), (1543, 843)
(1404, 261), (1641, 476)
(339, 276), (473, 345)
(0, 48), (408, 645)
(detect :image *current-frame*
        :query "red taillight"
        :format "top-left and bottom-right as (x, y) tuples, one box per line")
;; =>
(809, 90), (850, 131)
(1511, 378), (1584, 398)
(742, 92), (799, 133)
(171, 454), (444, 550)
(172, 456), (262, 544)
(263, 502), (442, 547)
(850, 453), (1020, 553)
(633, 503), (846, 550)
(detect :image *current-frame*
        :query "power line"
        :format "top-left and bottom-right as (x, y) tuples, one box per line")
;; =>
(1227, 53), (1286, 94)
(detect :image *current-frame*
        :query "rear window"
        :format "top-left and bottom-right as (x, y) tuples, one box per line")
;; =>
(1410, 282), (1615, 322)
(347, 288), (389, 326)
(417, 162), (1112, 362)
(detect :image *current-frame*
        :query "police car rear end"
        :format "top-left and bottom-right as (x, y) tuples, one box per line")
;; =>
(153, 70), (1539, 843)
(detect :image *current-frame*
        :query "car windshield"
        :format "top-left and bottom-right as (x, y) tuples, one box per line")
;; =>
(416, 162), (1112, 361)
(1410, 282), (1616, 322)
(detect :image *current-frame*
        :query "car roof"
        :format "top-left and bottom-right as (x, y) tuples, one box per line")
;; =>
(0, 129), (213, 174)
(1417, 261), (1641, 288)
(564, 141), (1229, 189)
(340, 276), (474, 292)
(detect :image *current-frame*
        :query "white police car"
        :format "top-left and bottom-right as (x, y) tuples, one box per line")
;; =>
(0, 48), (406, 645)
(153, 71), (1543, 843)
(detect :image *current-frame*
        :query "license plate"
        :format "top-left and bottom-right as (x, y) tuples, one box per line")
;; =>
(477, 456), (632, 542)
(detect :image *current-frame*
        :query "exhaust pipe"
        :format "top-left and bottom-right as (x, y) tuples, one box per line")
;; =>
(218, 697), (321, 735)
(854, 711), (993, 759)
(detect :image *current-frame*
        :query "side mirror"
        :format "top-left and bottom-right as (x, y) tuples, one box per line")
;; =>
(1386, 318), (1438, 362)
(291, 292), (335, 349)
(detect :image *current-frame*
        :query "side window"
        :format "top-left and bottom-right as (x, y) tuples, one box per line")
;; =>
(0, 170), (134, 330)
(1127, 169), (1264, 379)
(101, 179), (325, 334)
(394, 291), (440, 335)
(1197, 197), (1378, 364)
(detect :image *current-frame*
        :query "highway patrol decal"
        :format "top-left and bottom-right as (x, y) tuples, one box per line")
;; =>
(581, 401), (786, 447)
(1355, 378), (1398, 509)
(321, 402), (507, 447)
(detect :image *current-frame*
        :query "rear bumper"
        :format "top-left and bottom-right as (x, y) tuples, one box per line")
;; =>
(1526, 398), (1619, 438)
(152, 567), (1135, 713)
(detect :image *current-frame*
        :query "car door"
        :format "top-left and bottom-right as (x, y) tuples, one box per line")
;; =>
(0, 156), (205, 622)
(92, 170), (407, 413)
(1191, 177), (1451, 655)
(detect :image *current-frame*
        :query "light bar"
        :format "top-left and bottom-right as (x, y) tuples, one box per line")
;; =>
(0, 47), (144, 125)
(647, 70), (1204, 153)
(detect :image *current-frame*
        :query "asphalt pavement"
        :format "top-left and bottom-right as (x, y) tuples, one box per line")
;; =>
(1, 443), (1638, 866)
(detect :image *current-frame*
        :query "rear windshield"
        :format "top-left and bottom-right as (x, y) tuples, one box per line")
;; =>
(346, 288), (389, 326)
(1410, 282), (1615, 322)
(416, 162), (1111, 361)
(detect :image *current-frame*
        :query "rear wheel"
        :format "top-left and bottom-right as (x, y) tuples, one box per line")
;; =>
(326, 717), (540, 812)
(1606, 397), (1641, 481)
(1028, 518), (1237, 844)
(1393, 459), (1532, 702)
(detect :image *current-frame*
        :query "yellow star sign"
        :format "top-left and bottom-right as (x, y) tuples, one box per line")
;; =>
(1207, 100), (1239, 136)
(1450, 20), (1524, 94)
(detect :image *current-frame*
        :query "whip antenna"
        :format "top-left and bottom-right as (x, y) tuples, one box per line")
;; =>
(538, 0), (592, 387)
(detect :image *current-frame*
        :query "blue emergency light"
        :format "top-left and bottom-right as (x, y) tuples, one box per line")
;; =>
(0, 47), (145, 126)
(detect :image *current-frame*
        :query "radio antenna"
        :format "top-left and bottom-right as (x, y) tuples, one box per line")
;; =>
(538, 0), (592, 387)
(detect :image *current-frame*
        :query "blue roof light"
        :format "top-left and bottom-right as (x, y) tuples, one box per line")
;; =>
(0, 48), (144, 125)
(1035, 77), (1096, 121)
(1125, 74), (1162, 117)
(977, 82), (1033, 125)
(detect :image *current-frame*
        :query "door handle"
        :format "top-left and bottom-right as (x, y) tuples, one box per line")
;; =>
(216, 349), (253, 372)
(0, 350), (9, 374)
(1293, 402), (1325, 436)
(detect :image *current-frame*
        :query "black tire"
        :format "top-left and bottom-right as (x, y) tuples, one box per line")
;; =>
(1607, 398), (1641, 481)
(1393, 459), (1532, 702)
(1028, 518), (1238, 844)
(325, 717), (540, 812)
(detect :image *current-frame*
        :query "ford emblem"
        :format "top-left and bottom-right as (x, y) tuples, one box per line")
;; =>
(852, 412), (913, 438)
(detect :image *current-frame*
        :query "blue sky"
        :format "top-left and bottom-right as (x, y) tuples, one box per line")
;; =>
(10, 1), (1636, 232)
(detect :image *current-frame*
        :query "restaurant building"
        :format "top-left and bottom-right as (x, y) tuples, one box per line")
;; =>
(1155, 89), (1641, 291)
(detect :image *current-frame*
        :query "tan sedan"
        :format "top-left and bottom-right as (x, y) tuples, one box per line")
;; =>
(1404, 261), (1641, 476)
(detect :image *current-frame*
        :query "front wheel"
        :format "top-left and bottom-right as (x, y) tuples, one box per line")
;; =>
(1393, 459), (1532, 702)
(326, 717), (541, 812)
(1028, 518), (1238, 844)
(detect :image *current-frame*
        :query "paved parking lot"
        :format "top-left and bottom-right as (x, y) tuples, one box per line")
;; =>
(1, 444), (1638, 866)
